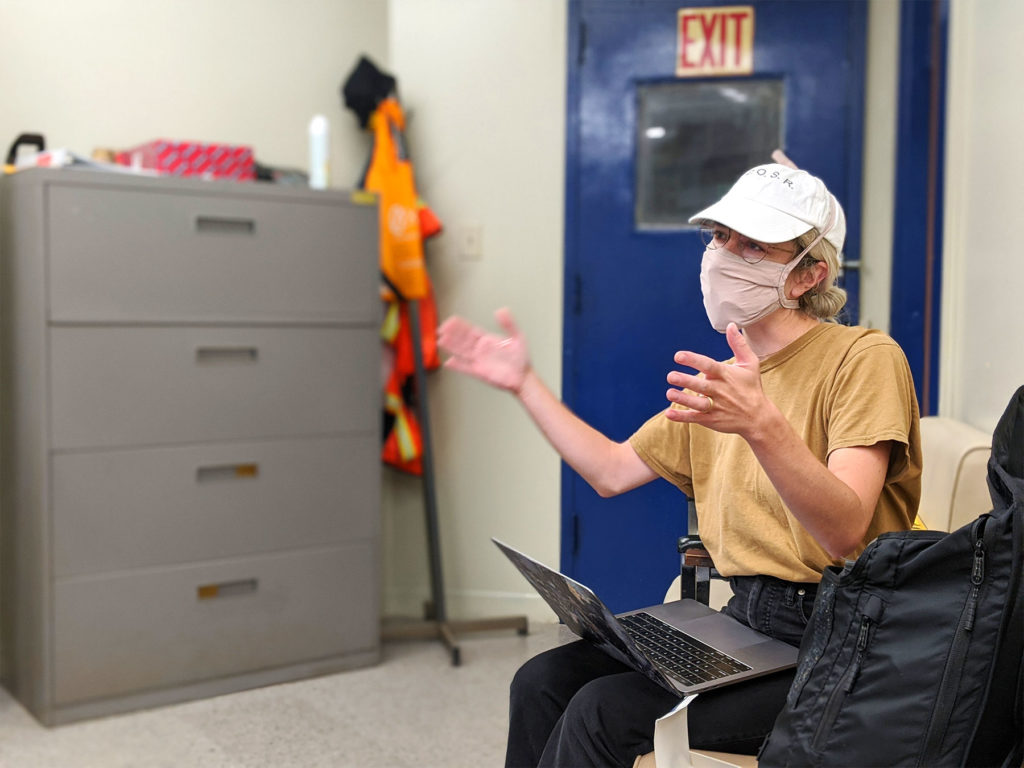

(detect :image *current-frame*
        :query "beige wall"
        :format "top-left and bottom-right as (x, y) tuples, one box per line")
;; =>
(941, 0), (1024, 433)
(0, 0), (388, 186)
(386, 0), (566, 623)
(859, 0), (900, 333)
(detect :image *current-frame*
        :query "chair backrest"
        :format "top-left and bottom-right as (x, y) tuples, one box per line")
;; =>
(919, 416), (992, 532)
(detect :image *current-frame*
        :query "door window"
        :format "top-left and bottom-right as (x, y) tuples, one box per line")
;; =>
(635, 79), (785, 229)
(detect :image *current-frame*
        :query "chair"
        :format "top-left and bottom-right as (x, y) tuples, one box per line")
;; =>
(635, 415), (994, 767)
(917, 416), (991, 532)
(662, 501), (731, 610)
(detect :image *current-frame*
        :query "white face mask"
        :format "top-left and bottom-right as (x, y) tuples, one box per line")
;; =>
(699, 197), (838, 332)
(700, 249), (803, 332)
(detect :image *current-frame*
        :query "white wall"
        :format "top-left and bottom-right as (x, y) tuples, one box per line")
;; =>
(386, 0), (566, 623)
(941, 0), (1024, 432)
(0, 0), (388, 187)
(859, 0), (900, 333)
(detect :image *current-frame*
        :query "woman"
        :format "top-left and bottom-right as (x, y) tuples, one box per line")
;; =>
(437, 164), (921, 766)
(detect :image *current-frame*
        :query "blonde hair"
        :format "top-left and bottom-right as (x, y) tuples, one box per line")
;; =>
(793, 228), (847, 322)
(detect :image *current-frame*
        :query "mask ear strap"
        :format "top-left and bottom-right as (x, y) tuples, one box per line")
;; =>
(784, 194), (838, 300)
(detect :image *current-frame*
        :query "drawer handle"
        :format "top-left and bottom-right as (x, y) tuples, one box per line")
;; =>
(197, 578), (258, 600)
(196, 463), (260, 482)
(195, 215), (255, 235)
(195, 346), (258, 363)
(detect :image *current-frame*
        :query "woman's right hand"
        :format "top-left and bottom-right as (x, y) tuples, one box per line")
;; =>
(437, 308), (531, 394)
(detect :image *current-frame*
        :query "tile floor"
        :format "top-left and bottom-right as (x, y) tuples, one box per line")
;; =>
(0, 622), (567, 768)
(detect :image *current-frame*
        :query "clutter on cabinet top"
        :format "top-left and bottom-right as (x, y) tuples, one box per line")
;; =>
(9, 146), (145, 175)
(5, 132), (147, 175)
(4, 132), (46, 173)
(6, 133), (301, 187)
(115, 139), (256, 181)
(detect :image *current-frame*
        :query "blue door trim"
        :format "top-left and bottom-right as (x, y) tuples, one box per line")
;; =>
(841, 4), (869, 327)
(890, 0), (948, 416)
(560, 0), (585, 573)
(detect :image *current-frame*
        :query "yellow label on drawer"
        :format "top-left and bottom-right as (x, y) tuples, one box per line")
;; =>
(197, 584), (220, 600)
(350, 190), (378, 206)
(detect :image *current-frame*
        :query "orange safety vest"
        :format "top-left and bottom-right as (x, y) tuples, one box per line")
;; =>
(360, 97), (442, 474)
(362, 97), (430, 301)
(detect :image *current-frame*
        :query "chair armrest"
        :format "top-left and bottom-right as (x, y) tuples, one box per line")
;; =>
(677, 536), (716, 604)
(683, 548), (714, 568)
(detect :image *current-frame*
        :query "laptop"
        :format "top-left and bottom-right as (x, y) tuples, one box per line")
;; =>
(494, 538), (798, 695)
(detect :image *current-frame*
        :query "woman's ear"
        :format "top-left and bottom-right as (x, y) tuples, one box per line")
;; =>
(788, 260), (829, 299)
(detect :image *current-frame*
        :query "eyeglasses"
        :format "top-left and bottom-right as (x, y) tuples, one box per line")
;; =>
(698, 221), (797, 265)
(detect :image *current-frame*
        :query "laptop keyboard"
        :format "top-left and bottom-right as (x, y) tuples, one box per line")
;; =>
(618, 611), (751, 687)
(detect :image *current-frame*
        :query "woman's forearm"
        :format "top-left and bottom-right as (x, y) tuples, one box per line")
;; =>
(516, 371), (657, 497)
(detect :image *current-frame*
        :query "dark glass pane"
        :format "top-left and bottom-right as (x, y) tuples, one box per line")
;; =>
(635, 80), (785, 229)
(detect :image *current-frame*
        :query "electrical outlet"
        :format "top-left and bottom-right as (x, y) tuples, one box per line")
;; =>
(460, 224), (483, 261)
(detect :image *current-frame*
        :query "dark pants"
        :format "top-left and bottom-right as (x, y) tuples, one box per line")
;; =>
(506, 575), (817, 768)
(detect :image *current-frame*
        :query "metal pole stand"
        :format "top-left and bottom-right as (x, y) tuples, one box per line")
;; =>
(381, 297), (528, 665)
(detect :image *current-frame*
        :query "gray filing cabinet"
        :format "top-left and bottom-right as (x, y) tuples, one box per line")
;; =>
(0, 169), (381, 725)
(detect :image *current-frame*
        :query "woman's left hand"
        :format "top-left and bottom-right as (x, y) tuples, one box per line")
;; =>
(664, 322), (769, 437)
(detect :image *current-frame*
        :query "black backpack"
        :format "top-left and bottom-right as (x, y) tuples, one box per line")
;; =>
(760, 386), (1024, 767)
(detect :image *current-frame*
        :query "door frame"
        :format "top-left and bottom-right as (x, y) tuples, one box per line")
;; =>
(890, 0), (948, 416)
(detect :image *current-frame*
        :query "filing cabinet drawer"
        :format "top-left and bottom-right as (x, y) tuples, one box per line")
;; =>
(52, 435), (380, 577)
(53, 544), (379, 705)
(50, 326), (379, 449)
(47, 184), (378, 324)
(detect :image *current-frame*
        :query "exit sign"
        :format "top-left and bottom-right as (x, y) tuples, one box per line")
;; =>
(677, 6), (755, 77)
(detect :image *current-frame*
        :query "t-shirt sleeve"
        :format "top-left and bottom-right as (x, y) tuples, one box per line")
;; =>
(826, 337), (919, 482)
(628, 406), (695, 496)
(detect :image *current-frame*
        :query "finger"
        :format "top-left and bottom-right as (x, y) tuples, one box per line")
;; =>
(666, 387), (713, 413)
(494, 307), (521, 339)
(438, 315), (461, 335)
(436, 317), (468, 344)
(439, 319), (481, 357)
(663, 403), (706, 423)
(664, 406), (691, 423)
(666, 370), (710, 395)
(725, 323), (758, 369)
(672, 350), (725, 379)
(437, 317), (462, 351)
(437, 318), (467, 353)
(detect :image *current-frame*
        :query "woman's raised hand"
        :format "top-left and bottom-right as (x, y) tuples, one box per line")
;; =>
(664, 322), (769, 438)
(437, 307), (531, 394)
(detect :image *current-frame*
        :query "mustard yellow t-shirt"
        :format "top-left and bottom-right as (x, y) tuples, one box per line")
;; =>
(628, 323), (922, 583)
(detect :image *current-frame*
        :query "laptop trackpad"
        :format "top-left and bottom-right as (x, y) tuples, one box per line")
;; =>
(644, 603), (772, 653)
(637, 599), (716, 622)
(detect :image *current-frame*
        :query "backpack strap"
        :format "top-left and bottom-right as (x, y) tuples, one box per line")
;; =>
(993, 387), (1024, 766)
(1001, 501), (1024, 767)
(1001, 594), (1024, 767)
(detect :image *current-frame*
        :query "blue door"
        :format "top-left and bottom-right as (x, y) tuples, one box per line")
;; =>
(562, 0), (867, 612)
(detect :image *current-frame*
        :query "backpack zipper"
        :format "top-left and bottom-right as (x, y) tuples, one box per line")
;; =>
(919, 516), (989, 763)
(811, 611), (876, 751)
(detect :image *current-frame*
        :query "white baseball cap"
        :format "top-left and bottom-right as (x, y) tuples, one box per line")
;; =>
(688, 163), (846, 255)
